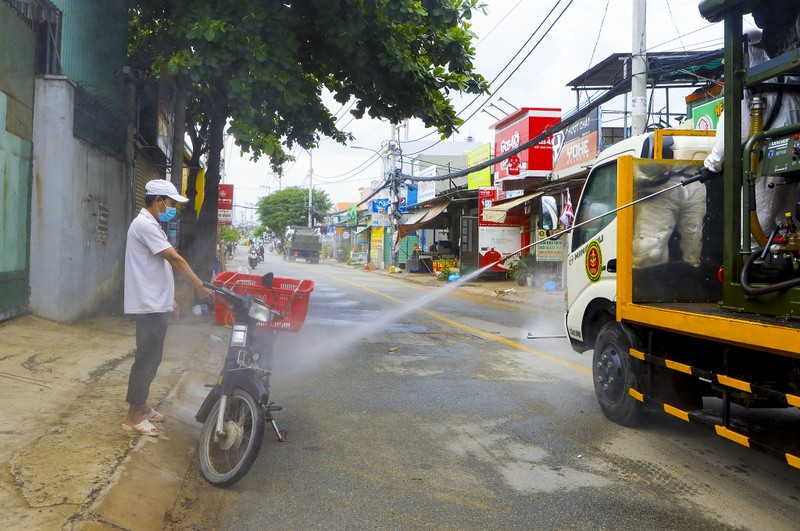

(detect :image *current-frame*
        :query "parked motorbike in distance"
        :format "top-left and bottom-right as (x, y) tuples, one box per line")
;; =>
(196, 272), (313, 487)
(248, 248), (258, 269)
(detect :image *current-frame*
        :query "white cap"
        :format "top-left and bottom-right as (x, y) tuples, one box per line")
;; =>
(145, 179), (189, 203)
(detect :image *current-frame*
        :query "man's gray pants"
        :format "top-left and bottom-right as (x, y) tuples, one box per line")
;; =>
(126, 312), (170, 407)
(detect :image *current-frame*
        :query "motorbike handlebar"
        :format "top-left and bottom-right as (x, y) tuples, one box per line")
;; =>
(203, 279), (284, 319)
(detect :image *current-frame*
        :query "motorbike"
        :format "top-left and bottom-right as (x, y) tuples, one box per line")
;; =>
(248, 248), (259, 269)
(197, 272), (313, 487)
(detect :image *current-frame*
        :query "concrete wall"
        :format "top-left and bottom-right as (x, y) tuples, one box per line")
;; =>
(30, 76), (129, 322)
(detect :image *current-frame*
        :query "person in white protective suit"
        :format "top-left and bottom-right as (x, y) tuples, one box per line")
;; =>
(703, 28), (800, 239)
(632, 161), (706, 269)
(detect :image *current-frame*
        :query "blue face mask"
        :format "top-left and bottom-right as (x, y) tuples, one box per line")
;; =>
(158, 199), (177, 222)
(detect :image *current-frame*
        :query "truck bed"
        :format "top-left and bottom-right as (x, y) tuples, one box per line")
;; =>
(619, 300), (800, 359)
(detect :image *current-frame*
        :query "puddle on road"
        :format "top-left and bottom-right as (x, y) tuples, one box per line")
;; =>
(430, 421), (608, 494)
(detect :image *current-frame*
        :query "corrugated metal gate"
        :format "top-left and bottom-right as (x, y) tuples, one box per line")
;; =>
(0, 116), (33, 321)
(134, 150), (164, 212)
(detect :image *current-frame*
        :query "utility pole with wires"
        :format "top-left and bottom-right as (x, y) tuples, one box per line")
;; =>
(631, 0), (647, 136)
(388, 124), (402, 268)
(307, 149), (313, 228)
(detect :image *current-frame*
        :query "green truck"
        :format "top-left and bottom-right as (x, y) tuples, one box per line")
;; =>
(283, 226), (322, 264)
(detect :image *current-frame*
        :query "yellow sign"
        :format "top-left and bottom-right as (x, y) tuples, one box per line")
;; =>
(467, 143), (492, 189)
(370, 226), (384, 265)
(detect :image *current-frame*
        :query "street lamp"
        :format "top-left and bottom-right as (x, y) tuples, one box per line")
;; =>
(349, 145), (388, 178)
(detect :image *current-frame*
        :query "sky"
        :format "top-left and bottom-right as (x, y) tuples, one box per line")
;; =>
(223, 0), (741, 224)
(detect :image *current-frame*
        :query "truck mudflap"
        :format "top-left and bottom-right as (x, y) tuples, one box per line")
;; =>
(628, 347), (800, 470)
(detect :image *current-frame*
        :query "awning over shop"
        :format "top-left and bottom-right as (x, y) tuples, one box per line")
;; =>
(398, 198), (450, 240)
(482, 192), (542, 224)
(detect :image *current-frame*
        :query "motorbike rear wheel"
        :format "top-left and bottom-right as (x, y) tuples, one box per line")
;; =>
(198, 389), (265, 487)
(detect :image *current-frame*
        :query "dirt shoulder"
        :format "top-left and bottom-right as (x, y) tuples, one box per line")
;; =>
(0, 314), (223, 530)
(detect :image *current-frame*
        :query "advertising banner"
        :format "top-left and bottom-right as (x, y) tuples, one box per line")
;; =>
(347, 204), (358, 226)
(370, 226), (384, 266)
(492, 107), (560, 181)
(467, 143), (492, 189)
(218, 183), (234, 226)
(552, 114), (599, 174)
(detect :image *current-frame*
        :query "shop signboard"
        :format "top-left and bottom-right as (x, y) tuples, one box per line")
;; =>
(218, 184), (234, 226)
(552, 113), (599, 174)
(535, 228), (563, 261)
(371, 198), (390, 213)
(370, 226), (385, 266)
(477, 186), (521, 273)
(415, 165), (437, 202)
(467, 143), (492, 189)
(492, 107), (561, 181)
(347, 204), (358, 226)
(693, 97), (723, 130)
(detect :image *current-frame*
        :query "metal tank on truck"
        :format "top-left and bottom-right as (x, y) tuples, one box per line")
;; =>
(283, 226), (322, 264)
(563, 0), (800, 470)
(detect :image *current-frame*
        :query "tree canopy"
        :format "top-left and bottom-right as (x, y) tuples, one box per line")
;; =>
(128, 0), (489, 275)
(257, 187), (332, 237)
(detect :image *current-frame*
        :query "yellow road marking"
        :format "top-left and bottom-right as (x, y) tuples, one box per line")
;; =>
(314, 270), (591, 376)
(786, 394), (800, 408)
(786, 453), (800, 470)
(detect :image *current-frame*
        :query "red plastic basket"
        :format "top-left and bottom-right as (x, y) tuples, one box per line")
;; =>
(212, 271), (314, 332)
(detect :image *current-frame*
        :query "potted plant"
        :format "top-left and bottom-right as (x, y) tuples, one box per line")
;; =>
(509, 253), (536, 286)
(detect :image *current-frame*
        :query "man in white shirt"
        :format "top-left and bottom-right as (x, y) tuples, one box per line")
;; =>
(122, 179), (212, 436)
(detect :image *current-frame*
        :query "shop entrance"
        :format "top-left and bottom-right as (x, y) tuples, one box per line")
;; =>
(459, 216), (479, 275)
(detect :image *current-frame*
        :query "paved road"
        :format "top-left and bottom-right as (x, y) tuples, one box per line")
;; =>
(176, 252), (800, 530)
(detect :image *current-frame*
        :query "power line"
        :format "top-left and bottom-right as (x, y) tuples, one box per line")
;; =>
(405, 0), (575, 157)
(404, 0), (566, 147)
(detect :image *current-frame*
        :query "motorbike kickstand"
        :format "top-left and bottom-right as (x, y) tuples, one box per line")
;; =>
(266, 402), (287, 442)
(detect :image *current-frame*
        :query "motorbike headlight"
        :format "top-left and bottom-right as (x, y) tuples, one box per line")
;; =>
(248, 300), (272, 323)
(230, 324), (247, 347)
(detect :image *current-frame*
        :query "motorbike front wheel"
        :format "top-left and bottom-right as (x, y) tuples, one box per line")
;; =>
(198, 389), (265, 487)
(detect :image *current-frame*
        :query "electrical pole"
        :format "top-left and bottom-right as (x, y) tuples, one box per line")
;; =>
(631, 0), (647, 136)
(388, 124), (399, 268)
(307, 149), (313, 228)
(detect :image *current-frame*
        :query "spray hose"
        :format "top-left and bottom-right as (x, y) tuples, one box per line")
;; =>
(747, 95), (769, 247)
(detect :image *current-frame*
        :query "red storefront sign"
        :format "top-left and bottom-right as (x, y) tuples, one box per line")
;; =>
(492, 107), (561, 180)
(218, 184), (234, 226)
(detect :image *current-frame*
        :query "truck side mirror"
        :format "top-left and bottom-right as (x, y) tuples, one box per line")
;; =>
(261, 272), (274, 288)
(541, 196), (558, 230)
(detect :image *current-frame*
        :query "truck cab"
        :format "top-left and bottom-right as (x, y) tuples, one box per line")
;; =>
(564, 129), (716, 353)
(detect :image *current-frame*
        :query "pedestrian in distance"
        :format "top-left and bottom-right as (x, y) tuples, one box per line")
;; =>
(122, 179), (212, 436)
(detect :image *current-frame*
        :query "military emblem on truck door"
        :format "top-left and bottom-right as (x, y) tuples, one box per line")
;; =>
(586, 240), (602, 282)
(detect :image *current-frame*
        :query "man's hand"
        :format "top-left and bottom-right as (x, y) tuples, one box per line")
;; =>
(698, 167), (721, 183)
(173, 299), (181, 320)
(195, 284), (213, 300)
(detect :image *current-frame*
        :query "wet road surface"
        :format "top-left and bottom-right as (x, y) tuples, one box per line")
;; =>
(179, 254), (800, 530)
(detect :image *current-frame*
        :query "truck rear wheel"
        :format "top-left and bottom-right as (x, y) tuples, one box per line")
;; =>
(593, 322), (643, 427)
